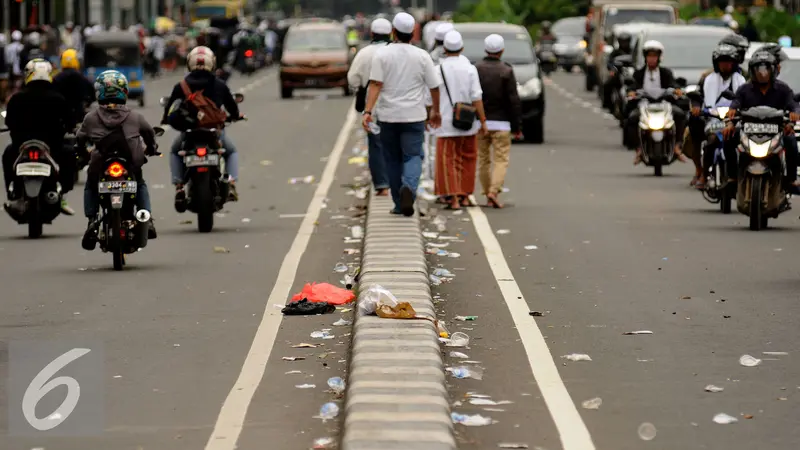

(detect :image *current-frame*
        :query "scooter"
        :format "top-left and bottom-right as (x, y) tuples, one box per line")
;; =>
(537, 40), (558, 75)
(697, 95), (735, 213)
(630, 87), (687, 176)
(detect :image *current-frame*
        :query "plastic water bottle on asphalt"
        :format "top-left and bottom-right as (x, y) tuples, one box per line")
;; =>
(327, 377), (345, 394)
(319, 402), (339, 420)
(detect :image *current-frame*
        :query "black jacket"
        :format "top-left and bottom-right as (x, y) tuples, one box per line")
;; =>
(6, 82), (70, 149)
(632, 66), (677, 90)
(475, 57), (522, 133)
(160, 70), (239, 124)
(53, 68), (96, 129)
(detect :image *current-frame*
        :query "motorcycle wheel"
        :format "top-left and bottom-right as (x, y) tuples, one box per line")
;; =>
(194, 175), (215, 233)
(27, 201), (42, 239)
(654, 162), (663, 177)
(111, 210), (125, 270)
(749, 178), (763, 231)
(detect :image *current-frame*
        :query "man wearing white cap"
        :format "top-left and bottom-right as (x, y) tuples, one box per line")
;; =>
(475, 33), (521, 209)
(430, 22), (453, 64)
(433, 30), (486, 210)
(348, 18), (392, 196)
(363, 12), (442, 217)
(5, 31), (24, 90)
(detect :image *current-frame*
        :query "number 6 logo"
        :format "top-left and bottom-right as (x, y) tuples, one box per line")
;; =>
(22, 348), (91, 431)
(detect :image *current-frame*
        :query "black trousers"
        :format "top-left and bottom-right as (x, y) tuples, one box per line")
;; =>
(3, 141), (74, 197)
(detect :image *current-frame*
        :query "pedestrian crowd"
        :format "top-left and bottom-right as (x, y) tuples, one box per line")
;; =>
(349, 12), (522, 216)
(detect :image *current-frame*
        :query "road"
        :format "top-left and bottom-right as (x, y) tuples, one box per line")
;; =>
(429, 71), (800, 449)
(0, 70), (364, 449)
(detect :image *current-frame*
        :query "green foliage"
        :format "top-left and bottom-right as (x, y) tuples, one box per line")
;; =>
(678, 5), (800, 42)
(455, 0), (580, 26)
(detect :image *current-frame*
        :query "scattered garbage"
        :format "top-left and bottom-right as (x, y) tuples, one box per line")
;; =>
(341, 273), (355, 289)
(430, 274), (443, 286)
(637, 422), (657, 440)
(448, 252), (461, 258)
(432, 268), (455, 277)
(332, 318), (352, 326)
(327, 377), (346, 394)
(529, 311), (544, 317)
(350, 225), (363, 239)
(377, 302), (417, 319)
(469, 398), (512, 405)
(333, 262), (349, 273)
(623, 330), (653, 335)
(295, 384), (316, 389)
(213, 246), (229, 253)
(358, 284), (398, 316)
(290, 283), (355, 306)
(310, 330), (335, 339)
(763, 351), (789, 356)
(437, 321), (450, 338)
(312, 437), (335, 449)
(292, 343), (317, 348)
(281, 299), (336, 315)
(318, 403), (340, 420)
(739, 355), (762, 367)
(348, 156), (368, 165)
(449, 351), (469, 358)
(496, 229), (510, 235)
(713, 413), (738, 424)
(581, 397), (602, 410)
(447, 366), (484, 380)
(451, 412), (493, 426)
(561, 353), (592, 362)
(498, 444), (528, 449)
(445, 332), (470, 347)
(289, 175), (315, 184)
(454, 315), (478, 321)
(705, 385), (724, 393)
(282, 357), (304, 361)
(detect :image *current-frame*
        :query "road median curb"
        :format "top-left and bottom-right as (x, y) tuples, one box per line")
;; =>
(342, 192), (455, 450)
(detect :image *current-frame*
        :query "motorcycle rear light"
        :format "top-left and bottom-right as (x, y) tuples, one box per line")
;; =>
(106, 162), (125, 178)
(28, 150), (39, 160)
(196, 147), (207, 157)
(197, 167), (209, 172)
(245, 50), (253, 57)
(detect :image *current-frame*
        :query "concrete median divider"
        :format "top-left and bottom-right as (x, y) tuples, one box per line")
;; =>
(341, 191), (455, 450)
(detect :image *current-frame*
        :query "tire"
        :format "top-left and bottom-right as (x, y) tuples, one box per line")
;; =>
(524, 116), (544, 144)
(27, 201), (42, 239)
(193, 175), (215, 233)
(563, 65), (574, 72)
(654, 162), (663, 177)
(111, 210), (124, 270)
(138, 96), (145, 107)
(749, 178), (763, 231)
(281, 86), (293, 99)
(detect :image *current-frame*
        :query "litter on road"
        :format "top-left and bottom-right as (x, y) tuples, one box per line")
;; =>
(562, 353), (592, 362)
(739, 355), (762, 367)
(310, 330), (335, 339)
(623, 330), (653, 335)
(317, 402), (340, 421)
(713, 413), (738, 424)
(444, 332), (470, 347)
(333, 262), (349, 273)
(637, 422), (657, 440)
(705, 385), (724, 393)
(454, 315), (478, 321)
(447, 366), (484, 380)
(524, 245), (538, 250)
(290, 283), (355, 306)
(292, 343), (317, 348)
(332, 318), (352, 326)
(581, 397), (602, 410)
(497, 444), (528, 449)
(295, 384), (316, 389)
(282, 357), (304, 361)
(327, 377), (345, 394)
(450, 351), (469, 358)
(288, 175), (315, 184)
(281, 299), (336, 315)
(496, 229), (510, 235)
(451, 412), (494, 426)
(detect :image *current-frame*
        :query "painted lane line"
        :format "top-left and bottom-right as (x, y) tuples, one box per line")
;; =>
(204, 105), (358, 450)
(467, 206), (595, 450)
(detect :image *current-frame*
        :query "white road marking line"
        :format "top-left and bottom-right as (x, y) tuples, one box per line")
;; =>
(204, 104), (358, 450)
(279, 213), (307, 218)
(467, 206), (595, 450)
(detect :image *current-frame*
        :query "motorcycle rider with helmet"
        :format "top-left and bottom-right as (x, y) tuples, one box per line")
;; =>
(19, 32), (45, 68)
(3, 59), (74, 216)
(161, 46), (243, 210)
(53, 48), (96, 130)
(626, 40), (687, 165)
(78, 70), (158, 249)
(721, 50), (800, 193)
(538, 21), (556, 43)
(759, 43), (788, 75)
(691, 44), (746, 189)
(603, 31), (633, 109)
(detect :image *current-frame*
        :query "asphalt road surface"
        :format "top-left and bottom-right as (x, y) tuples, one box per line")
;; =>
(0, 70), (365, 449)
(427, 71), (800, 449)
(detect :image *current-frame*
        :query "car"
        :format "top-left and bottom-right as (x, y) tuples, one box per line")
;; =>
(689, 17), (731, 28)
(631, 24), (734, 86)
(551, 16), (587, 72)
(454, 22), (545, 143)
(279, 21), (352, 99)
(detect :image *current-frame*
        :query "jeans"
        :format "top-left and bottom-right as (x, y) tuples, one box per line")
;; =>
(724, 132), (798, 185)
(378, 121), (425, 211)
(169, 131), (239, 184)
(367, 132), (389, 190)
(83, 173), (151, 218)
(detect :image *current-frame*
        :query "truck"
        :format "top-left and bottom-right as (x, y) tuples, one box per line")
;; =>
(585, 0), (679, 93)
(191, 0), (246, 23)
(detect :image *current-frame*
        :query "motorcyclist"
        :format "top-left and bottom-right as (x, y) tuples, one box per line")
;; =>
(538, 21), (556, 43)
(603, 31), (633, 109)
(759, 43), (788, 75)
(53, 49), (96, 130)
(2, 59), (74, 216)
(19, 32), (45, 68)
(721, 50), (800, 193)
(626, 40), (687, 165)
(78, 70), (158, 249)
(718, 34), (749, 78)
(161, 46), (243, 210)
(692, 44), (745, 189)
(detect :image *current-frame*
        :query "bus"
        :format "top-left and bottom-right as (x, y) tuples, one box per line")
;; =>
(191, 0), (244, 22)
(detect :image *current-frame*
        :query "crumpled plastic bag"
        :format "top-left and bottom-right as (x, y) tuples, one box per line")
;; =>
(291, 282), (355, 305)
(358, 284), (399, 316)
(376, 301), (417, 319)
(281, 299), (336, 315)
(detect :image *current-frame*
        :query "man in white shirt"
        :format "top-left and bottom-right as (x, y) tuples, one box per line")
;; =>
(362, 12), (442, 217)
(348, 18), (392, 196)
(433, 30), (487, 210)
(429, 22), (453, 65)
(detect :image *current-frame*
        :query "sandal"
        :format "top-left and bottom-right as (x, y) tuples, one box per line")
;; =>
(444, 196), (461, 210)
(633, 150), (643, 165)
(486, 193), (504, 209)
(460, 196), (476, 207)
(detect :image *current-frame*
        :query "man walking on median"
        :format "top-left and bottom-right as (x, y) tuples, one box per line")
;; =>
(475, 34), (522, 209)
(348, 18), (392, 196)
(362, 12), (442, 217)
(434, 31), (487, 210)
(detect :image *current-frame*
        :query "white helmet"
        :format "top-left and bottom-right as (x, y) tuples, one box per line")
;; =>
(11, 30), (22, 41)
(24, 59), (53, 84)
(642, 40), (664, 56)
(187, 46), (216, 72)
(27, 32), (41, 46)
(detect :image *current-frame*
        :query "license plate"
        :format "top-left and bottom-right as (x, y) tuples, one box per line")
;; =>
(705, 120), (725, 133)
(305, 79), (320, 86)
(16, 162), (51, 176)
(99, 180), (137, 193)
(185, 154), (220, 167)
(744, 122), (779, 134)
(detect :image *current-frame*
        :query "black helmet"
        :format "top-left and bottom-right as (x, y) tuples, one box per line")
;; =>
(712, 44), (739, 72)
(719, 34), (749, 64)
(748, 50), (777, 84)
(759, 43), (788, 63)
(617, 31), (632, 43)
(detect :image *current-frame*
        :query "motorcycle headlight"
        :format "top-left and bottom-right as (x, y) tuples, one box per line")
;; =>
(748, 139), (771, 158)
(716, 107), (729, 119)
(579, 40), (587, 49)
(647, 115), (666, 130)
(517, 78), (542, 99)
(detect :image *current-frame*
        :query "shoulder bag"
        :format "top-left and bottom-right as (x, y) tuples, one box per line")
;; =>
(440, 64), (477, 131)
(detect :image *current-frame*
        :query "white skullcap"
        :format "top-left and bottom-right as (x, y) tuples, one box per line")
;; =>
(392, 12), (415, 34)
(371, 18), (392, 35)
(443, 30), (463, 52)
(12, 30), (22, 41)
(484, 34), (504, 53)
(434, 22), (454, 41)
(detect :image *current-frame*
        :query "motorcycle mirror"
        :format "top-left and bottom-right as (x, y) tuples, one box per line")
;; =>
(675, 77), (687, 88)
(234, 93), (245, 103)
(153, 126), (165, 137)
(159, 97), (168, 106)
(720, 90), (736, 100)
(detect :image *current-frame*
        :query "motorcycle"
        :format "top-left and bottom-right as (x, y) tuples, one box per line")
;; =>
(159, 93), (245, 233)
(0, 115), (64, 238)
(537, 40), (558, 75)
(731, 106), (793, 231)
(85, 127), (165, 269)
(689, 91), (735, 213)
(629, 87), (686, 176)
(240, 48), (256, 76)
